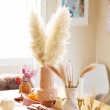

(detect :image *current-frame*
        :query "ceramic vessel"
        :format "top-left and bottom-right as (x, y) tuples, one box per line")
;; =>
(62, 87), (78, 110)
(37, 67), (57, 107)
(19, 81), (31, 94)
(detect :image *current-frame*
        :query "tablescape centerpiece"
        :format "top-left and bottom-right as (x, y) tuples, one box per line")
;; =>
(29, 6), (71, 107)
(44, 62), (78, 110)
(77, 63), (97, 110)
(45, 63), (97, 110)
(18, 65), (37, 94)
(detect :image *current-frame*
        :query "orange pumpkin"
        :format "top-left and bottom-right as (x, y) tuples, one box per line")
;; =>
(28, 93), (37, 100)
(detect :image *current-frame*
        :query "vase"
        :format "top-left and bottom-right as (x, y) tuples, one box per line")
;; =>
(19, 81), (31, 94)
(62, 87), (78, 110)
(37, 67), (57, 107)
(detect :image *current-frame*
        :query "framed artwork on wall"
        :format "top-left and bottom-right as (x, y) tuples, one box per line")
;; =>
(57, 0), (89, 26)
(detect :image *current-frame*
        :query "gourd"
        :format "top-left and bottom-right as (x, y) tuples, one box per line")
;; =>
(0, 98), (15, 110)
(28, 93), (37, 100)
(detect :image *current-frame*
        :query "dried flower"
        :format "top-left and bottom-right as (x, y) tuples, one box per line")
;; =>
(29, 6), (71, 66)
(22, 65), (37, 82)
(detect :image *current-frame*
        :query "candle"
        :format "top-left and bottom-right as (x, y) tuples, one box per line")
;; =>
(68, 60), (72, 80)
(78, 77), (84, 100)
(19, 59), (22, 78)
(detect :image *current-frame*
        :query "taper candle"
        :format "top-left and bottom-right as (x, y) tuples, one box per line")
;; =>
(78, 77), (84, 100)
(19, 59), (22, 78)
(68, 60), (73, 81)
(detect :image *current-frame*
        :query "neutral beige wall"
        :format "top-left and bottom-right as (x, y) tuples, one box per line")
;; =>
(96, 0), (110, 78)
(46, 0), (97, 85)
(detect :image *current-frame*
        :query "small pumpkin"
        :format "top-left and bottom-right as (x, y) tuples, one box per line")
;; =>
(28, 93), (37, 100)
(0, 98), (15, 110)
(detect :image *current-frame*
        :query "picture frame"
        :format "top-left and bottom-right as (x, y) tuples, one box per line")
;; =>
(57, 0), (89, 26)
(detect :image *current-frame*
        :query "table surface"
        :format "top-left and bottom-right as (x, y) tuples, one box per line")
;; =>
(0, 89), (60, 110)
(0, 89), (110, 110)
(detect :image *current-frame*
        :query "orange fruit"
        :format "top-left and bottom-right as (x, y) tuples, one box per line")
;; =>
(28, 93), (37, 100)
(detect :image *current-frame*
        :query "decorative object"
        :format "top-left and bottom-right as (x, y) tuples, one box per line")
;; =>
(78, 77), (84, 100)
(45, 62), (78, 110)
(0, 98), (15, 110)
(22, 65), (37, 82)
(21, 92), (40, 106)
(77, 99), (83, 110)
(77, 77), (84, 110)
(19, 81), (32, 94)
(19, 65), (37, 94)
(78, 63), (97, 99)
(29, 6), (71, 107)
(45, 62), (97, 110)
(77, 63), (97, 110)
(37, 67), (57, 107)
(19, 59), (23, 78)
(80, 63), (97, 78)
(62, 87), (78, 110)
(27, 104), (47, 110)
(28, 93), (38, 101)
(57, 0), (89, 26)
(29, 6), (71, 66)
(54, 98), (64, 109)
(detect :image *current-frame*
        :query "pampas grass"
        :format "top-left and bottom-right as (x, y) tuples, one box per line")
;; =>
(44, 6), (71, 65)
(80, 63), (97, 78)
(29, 6), (71, 66)
(45, 62), (74, 88)
(44, 62), (67, 86)
(29, 10), (46, 66)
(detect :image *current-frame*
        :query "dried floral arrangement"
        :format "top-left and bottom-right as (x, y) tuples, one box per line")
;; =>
(22, 65), (37, 81)
(29, 6), (71, 66)
(44, 62), (97, 88)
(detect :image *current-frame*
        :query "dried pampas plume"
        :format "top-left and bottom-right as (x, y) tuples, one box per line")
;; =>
(29, 10), (46, 66)
(29, 6), (71, 66)
(44, 62), (67, 86)
(80, 63), (97, 78)
(44, 6), (71, 65)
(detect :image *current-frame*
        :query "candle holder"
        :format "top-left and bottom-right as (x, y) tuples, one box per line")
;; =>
(77, 99), (83, 110)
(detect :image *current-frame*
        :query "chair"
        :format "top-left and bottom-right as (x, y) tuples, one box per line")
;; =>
(83, 64), (109, 96)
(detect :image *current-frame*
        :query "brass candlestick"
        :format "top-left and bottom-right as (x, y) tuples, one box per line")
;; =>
(77, 99), (83, 110)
